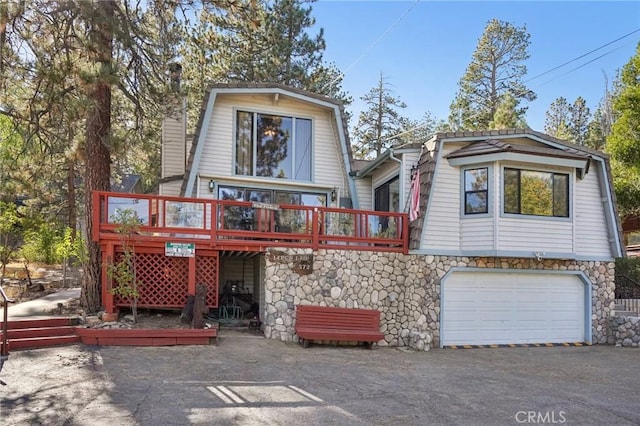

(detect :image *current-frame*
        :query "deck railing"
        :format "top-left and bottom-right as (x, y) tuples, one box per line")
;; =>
(93, 191), (409, 253)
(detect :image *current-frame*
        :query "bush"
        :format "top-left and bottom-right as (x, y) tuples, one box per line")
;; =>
(615, 257), (640, 298)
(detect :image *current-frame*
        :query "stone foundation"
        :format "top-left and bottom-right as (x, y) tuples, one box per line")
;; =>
(263, 249), (615, 347)
(609, 316), (640, 347)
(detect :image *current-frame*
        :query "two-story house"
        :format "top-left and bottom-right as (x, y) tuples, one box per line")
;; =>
(97, 83), (622, 348)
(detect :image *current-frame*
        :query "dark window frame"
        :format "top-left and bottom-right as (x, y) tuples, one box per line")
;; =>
(234, 110), (313, 182)
(503, 167), (570, 218)
(464, 167), (489, 215)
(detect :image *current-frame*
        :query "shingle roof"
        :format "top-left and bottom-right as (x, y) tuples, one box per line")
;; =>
(444, 138), (590, 161)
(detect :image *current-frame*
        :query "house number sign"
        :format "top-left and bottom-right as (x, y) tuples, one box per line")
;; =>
(267, 250), (314, 275)
(165, 242), (195, 258)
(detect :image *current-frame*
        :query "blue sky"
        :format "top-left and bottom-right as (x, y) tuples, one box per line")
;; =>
(311, 0), (640, 132)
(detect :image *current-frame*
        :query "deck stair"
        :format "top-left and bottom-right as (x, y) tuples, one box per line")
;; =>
(0, 317), (80, 351)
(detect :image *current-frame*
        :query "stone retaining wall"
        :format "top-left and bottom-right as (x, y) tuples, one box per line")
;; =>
(263, 249), (615, 347)
(609, 316), (640, 347)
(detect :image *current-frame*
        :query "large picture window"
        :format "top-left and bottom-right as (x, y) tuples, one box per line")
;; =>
(504, 168), (569, 217)
(464, 168), (488, 214)
(235, 111), (312, 181)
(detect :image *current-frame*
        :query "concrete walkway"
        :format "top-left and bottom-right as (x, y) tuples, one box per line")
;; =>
(0, 288), (81, 319)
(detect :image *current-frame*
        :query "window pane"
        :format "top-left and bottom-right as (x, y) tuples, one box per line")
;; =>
(301, 193), (326, 207)
(464, 168), (487, 214)
(466, 192), (487, 214)
(389, 177), (400, 212)
(235, 111), (253, 175)
(465, 168), (487, 191)
(521, 171), (552, 216)
(293, 118), (312, 181)
(248, 190), (271, 203)
(504, 169), (520, 214)
(257, 114), (292, 178)
(276, 192), (301, 205)
(553, 174), (569, 217)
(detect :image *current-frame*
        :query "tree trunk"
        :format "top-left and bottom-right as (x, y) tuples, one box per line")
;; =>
(80, 0), (115, 313)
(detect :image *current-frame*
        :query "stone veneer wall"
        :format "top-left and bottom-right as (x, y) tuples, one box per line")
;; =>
(263, 249), (615, 347)
(609, 316), (640, 347)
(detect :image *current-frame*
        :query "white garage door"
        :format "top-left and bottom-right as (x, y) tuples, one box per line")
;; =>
(442, 271), (586, 346)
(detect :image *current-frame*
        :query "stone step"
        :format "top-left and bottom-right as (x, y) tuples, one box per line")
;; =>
(613, 310), (639, 317)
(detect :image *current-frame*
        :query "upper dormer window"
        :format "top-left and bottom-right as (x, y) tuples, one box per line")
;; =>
(504, 168), (569, 217)
(235, 111), (312, 181)
(464, 168), (488, 214)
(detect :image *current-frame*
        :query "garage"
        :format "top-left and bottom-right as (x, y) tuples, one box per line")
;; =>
(441, 271), (589, 347)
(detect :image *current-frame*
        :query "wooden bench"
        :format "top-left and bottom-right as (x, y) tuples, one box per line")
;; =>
(295, 305), (384, 348)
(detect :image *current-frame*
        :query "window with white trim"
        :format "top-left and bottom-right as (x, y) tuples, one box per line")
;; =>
(235, 111), (312, 181)
(464, 167), (488, 214)
(503, 168), (569, 217)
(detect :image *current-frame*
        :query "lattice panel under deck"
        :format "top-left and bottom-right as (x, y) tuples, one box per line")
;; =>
(114, 252), (189, 308)
(197, 255), (218, 308)
(112, 250), (219, 310)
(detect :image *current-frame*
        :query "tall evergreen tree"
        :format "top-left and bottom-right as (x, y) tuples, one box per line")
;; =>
(607, 42), (640, 215)
(180, 0), (346, 131)
(449, 19), (535, 130)
(352, 73), (406, 158)
(490, 93), (527, 129)
(0, 0), (209, 311)
(569, 96), (590, 145)
(544, 97), (572, 140)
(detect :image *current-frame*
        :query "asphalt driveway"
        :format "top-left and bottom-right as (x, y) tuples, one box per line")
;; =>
(1, 332), (639, 425)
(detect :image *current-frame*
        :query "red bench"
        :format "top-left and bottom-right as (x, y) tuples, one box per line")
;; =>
(295, 305), (384, 348)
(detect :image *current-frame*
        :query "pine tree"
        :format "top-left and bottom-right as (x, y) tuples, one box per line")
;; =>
(544, 97), (572, 140)
(180, 0), (346, 131)
(490, 93), (528, 129)
(607, 42), (640, 215)
(449, 19), (535, 130)
(569, 96), (590, 145)
(0, 0), (207, 311)
(352, 74), (407, 159)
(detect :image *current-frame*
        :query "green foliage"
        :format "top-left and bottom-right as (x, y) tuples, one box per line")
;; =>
(449, 19), (535, 130)
(106, 209), (142, 321)
(607, 42), (640, 215)
(615, 256), (640, 282)
(544, 96), (591, 143)
(0, 201), (20, 271)
(180, 0), (347, 131)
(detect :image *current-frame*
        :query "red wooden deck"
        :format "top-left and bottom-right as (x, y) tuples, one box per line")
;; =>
(93, 191), (409, 313)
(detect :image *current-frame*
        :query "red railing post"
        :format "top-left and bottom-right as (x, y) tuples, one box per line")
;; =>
(312, 208), (320, 250)
(188, 255), (196, 295)
(103, 243), (115, 313)
(403, 215), (409, 254)
(210, 200), (218, 248)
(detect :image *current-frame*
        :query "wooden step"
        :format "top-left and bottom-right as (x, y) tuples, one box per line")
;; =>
(0, 317), (78, 330)
(3, 326), (77, 340)
(1, 335), (80, 350)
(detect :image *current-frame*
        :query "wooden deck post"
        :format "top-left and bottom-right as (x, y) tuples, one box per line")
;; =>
(188, 255), (196, 295)
(102, 243), (115, 313)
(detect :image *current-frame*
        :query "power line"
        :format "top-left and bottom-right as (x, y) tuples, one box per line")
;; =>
(382, 28), (640, 143)
(323, 0), (420, 93)
(525, 28), (640, 84)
